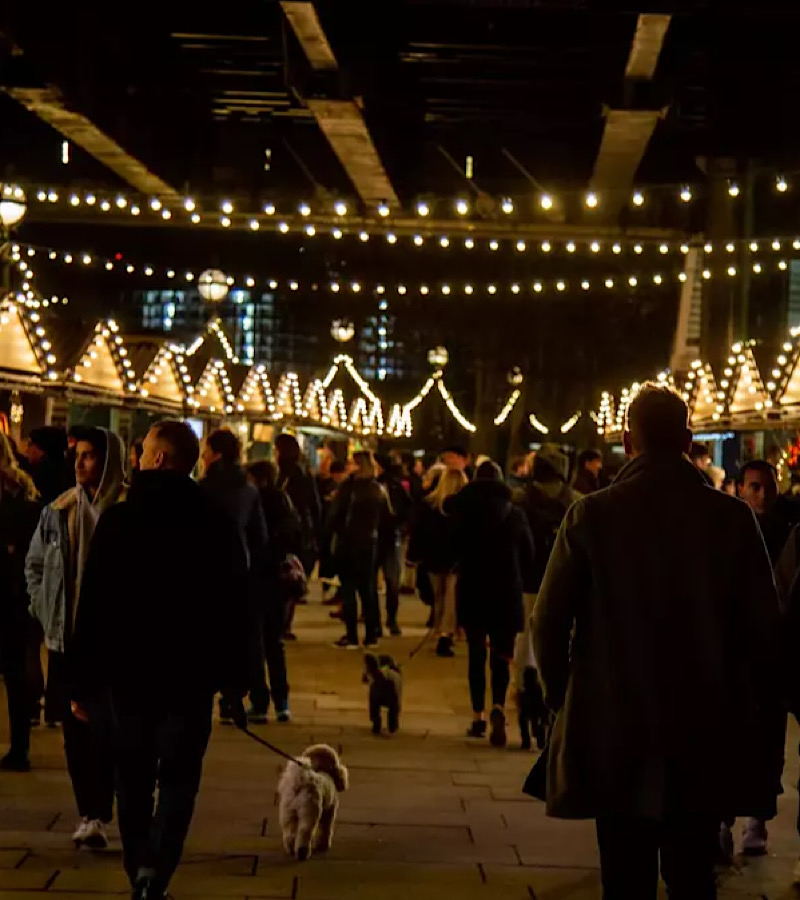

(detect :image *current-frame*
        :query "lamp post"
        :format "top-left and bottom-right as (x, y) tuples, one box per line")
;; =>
(331, 318), (355, 343)
(428, 346), (449, 369)
(197, 268), (229, 304)
(0, 184), (26, 303)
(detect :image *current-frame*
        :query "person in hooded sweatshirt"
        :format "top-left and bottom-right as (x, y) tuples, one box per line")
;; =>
(26, 427), (126, 850)
(446, 460), (536, 748)
(67, 420), (249, 900)
(200, 429), (268, 725)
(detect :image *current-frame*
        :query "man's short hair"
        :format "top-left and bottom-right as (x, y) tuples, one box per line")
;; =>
(476, 460), (503, 482)
(576, 448), (602, 469)
(78, 427), (108, 463)
(625, 382), (689, 455)
(151, 420), (200, 475)
(737, 459), (777, 487)
(206, 428), (242, 466)
(441, 444), (468, 459)
(689, 441), (710, 462)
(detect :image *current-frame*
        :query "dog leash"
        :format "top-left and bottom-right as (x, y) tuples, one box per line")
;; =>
(405, 625), (435, 661)
(235, 724), (310, 768)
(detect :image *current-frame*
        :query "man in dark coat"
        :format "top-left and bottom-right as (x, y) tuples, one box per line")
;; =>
(447, 461), (536, 747)
(68, 420), (250, 900)
(533, 383), (779, 900)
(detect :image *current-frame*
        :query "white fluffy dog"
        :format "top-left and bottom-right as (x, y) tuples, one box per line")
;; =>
(277, 744), (349, 861)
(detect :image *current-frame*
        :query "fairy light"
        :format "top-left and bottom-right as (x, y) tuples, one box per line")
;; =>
(494, 389), (521, 426)
(437, 378), (476, 432)
(560, 411), (581, 434)
(529, 413), (549, 435)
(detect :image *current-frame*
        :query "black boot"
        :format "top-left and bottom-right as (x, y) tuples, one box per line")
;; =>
(436, 635), (454, 658)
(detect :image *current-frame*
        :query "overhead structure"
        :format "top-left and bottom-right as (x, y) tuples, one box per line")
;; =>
(4, 86), (180, 201)
(281, 1), (399, 206)
(590, 14), (671, 216)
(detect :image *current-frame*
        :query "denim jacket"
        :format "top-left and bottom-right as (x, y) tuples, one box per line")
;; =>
(25, 490), (74, 653)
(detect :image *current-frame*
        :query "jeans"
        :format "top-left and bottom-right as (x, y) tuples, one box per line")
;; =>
(0, 610), (33, 757)
(430, 573), (457, 635)
(378, 536), (401, 627)
(339, 545), (379, 642)
(466, 629), (515, 714)
(249, 600), (289, 714)
(113, 696), (213, 889)
(596, 815), (718, 899)
(50, 651), (114, 821)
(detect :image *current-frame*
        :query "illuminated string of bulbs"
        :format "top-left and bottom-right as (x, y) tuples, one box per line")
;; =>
(22, 170), (800, 229)
(494, 389), (521, 425)
(0, 300), (58, 381)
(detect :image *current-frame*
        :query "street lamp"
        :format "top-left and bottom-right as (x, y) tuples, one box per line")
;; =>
(0, 185), (26, 228)
(197, 268), (229, 303)
(428, 346), (449, 368)
(1, 185), (27, 304)
(331, 318), (355, 343)
(508, 366), (523, 385)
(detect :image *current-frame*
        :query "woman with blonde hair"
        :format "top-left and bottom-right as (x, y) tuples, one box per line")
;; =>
(407, 467), (468, 657)
(0, 431), (41, 770)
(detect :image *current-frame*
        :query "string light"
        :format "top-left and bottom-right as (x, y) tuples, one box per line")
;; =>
(529, 414), (549, 435)
(585, 192), (598, 209)
(436, 378), (476, 432)
(494, 389), (521, 426)
(632, 190), (644, 207)
(560, 411), (581, 434)
(540, 194), (553, 210)
(777, 175), (789, 193)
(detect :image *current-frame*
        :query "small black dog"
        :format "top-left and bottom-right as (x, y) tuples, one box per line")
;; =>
(517, 666), (549, 751)
(362, 654), (403, 735)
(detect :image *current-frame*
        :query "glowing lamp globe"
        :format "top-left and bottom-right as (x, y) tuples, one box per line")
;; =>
(198, 269), (229, 303)
(0, 185), (26, 228)
(331, 319), (355, 343)
(508, 366), (523, 385)
(428, 346), (449, 368)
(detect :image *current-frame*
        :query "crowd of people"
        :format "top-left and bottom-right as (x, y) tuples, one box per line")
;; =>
(2, 396), (800, 897)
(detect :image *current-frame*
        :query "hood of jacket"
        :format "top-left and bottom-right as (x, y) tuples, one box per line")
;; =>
(51, 428), (126, 512)
(449, 478), (513, 529)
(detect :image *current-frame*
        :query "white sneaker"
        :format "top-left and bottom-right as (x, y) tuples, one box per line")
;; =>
(741, 817), (768, 856)
(82, 819), (108, 850)
(72, 817), (90, 847)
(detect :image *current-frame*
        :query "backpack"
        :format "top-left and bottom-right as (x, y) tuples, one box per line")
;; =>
(523, 484), (572, 590)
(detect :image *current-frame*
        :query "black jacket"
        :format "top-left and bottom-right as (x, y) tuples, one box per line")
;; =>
(446, 479), (536, 635)
(327, 475), (392, 553)
(379, 473), (413, 536)
(278, 463), (321, 571)
(0, 485), (40, 621)
(407, 501), (459, 574)
(257, 485), (303, 572)
(201, 461), (268, 572)
(69, 470), (250, 704)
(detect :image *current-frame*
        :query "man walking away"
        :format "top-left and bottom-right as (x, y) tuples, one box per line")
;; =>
(26, 427), (125, 847)
(68, 420), (249, 900)
(200, 429), (268, 724)
(533, 383), (779, 900)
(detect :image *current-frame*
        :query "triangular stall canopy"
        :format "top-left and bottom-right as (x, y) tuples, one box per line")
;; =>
(190, 359), (234, 414)
(135, 341), (188, 407)
(688, 363), (723, 425)
(69, 321), (129, 396)
(726, 343), (771, 417)
(0, 300), (52, 382)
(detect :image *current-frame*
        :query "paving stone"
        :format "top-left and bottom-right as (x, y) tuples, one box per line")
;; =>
(2, 595), (800, 899)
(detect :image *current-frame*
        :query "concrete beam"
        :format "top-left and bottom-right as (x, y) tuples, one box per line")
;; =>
(5, 85), (180, 201)
(625, 14), (672, 80)
(306, 98), (399, 205)
(281, 1), (398, 206)
(590, 14), (671, 213)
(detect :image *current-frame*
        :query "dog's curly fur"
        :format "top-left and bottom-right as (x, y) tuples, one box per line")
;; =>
(277, 744), (349, 861)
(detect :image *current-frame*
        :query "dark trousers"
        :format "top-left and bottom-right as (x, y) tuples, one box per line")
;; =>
(340, 546), (379, 642)
(378, 537), (401, 627)
(50, 651), (114, 821)
(466, 629), (514, 714)
(597, 816), (718, 899)
(113, 697), (212, 889)
(249, 602), (289, 714)
(0, 611), (33, 757)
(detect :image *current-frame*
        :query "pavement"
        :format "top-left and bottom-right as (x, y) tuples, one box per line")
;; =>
(2, 586), (800, 898)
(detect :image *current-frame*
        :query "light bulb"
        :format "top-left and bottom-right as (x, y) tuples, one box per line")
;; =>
(439, 237), (449, 248)
(566, 241), (576, 253)
(489, 240), (499, 251)
(333, 228), (343, 239)
(184, 198), (196, 212)
(250, 219), (260, 231)
(464, 238), (474, 249)
(680, 186), (692, 202)
(378, 202), (390, 217)
(581, 280), (590, 290)
(306, 225), (317, 236)
(777, 175), (789, 193)
(221, 216), (231, 227)
(279, 222), (289, 233)
(728, 182), (740, 197)
(659, 243), (669, 254)
(191, 213), (200, 224)
(417, 201), (429, 217)
(772, 240), (781, 251)
(299, 203), (311, 216)
(533, 282), (543, 293)
(456, 199), (469, 215)
(150, 198), (162, 211)
(540, 194), (553, 210)
(585, 191), (598, 209)
(413, 235), (423, 246)
(334, 201), (347, 216)
(541, 241), (551, 253)
(634, 244), (643, 254)
(264, 203), (275, 215)
(612, 243), (621, 254)
(516, 240), (526, 252)
(590, 241), (600, 253)
(556, 281), (566, 292)
(501, 198), (513, 214)
(386, 233), (397, 244)
(632, 190), (644, 207)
